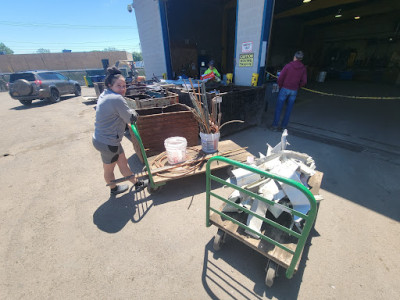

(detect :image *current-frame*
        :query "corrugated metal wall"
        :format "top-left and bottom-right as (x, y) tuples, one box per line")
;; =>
(133, 0), (168, 79)
(234, 0), (266, 86)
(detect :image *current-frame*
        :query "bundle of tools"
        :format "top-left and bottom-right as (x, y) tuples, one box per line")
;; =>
(185, 79), (244, 134)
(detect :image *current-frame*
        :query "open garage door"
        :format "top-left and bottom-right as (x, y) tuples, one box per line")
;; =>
(267, 0), (400, 85)
(163, 0), (237, 79)
(262, 0), (400, 161)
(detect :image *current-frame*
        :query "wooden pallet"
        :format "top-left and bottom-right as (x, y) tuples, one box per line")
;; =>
(146, 140), (251, 185)
(210, 209), (300, 271)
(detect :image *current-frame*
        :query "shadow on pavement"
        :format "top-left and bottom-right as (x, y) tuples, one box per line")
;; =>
(201, 239), (266, 300)
(10, 100), (49, 110)
(93, 188), (137, 233)
(201, 228), (317, 299)
(82, 99), (97, 106)
(10, 96), (76, 110)
(131, 187), (154, 223)
(93, 168), (221, 230)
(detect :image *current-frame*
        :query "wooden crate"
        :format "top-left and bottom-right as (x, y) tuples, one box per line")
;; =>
(129, 104), (199, 163)
(125, 92), (179, 109)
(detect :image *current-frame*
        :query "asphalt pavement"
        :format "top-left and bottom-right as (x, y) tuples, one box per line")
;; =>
(0, 86), (399, 299)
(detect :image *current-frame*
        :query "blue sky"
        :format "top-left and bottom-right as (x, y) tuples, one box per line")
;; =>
(1, 0), (140, 54)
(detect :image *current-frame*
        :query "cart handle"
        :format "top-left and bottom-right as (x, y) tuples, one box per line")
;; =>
(205, 156), (317, 279)
(130, 123), (165, 190)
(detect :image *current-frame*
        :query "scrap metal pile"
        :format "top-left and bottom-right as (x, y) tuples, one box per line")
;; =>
(125, 82), (148, 97)
(123, 82), (179, 110)
(125, 82), (170, 100)
(223, 130), (322, 236)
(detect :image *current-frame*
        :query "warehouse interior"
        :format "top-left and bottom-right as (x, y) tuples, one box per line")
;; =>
(268, 0), (400, 85)
(162, 0), (400, 86)
(163, 0), (237, 79)
(266, 0), (400, 156)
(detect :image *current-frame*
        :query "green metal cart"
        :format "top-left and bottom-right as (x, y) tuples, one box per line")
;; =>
(205, 156), (321, 287)
(130, 123), (164, 194)
(129, 124), (252, 194)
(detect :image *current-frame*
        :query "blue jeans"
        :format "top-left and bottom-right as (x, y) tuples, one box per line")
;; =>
(272, 87), (297, 128)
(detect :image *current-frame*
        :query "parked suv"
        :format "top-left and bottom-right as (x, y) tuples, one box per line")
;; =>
(8, 71), (81, 105)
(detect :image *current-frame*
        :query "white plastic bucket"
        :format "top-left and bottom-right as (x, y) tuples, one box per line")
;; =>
(164, 137), (187, 165)
(200, 132), (220, 153)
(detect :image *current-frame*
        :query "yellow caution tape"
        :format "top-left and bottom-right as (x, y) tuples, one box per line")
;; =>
(266, 72), (400, 100)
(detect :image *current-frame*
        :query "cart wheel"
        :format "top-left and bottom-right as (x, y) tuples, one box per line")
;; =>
(147, 185), (162, 194)
(265, 261), (278, 287)
(213, 229), (226, 251)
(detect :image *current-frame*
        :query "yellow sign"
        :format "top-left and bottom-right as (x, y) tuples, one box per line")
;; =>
(239, 53), (254, 67)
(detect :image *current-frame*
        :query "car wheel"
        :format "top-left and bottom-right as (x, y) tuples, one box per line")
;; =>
(19, 100), (32, 106)
(48, 88), (60, 103)
(74, 85), (81, 96)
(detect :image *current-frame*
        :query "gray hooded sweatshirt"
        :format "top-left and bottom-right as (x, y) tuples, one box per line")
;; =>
(93, 89), (138, 146)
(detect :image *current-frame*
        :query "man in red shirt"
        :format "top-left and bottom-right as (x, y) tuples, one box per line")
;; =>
(271, 51), (307, 131)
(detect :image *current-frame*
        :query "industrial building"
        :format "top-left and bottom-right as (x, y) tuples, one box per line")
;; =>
(132, 0), (400, 87)
(0, 51), (133, 74)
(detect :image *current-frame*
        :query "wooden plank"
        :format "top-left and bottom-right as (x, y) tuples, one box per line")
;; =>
(147, 140), (251, 185)
(308, 171), (323, 195)
(209, 211), (298, 271)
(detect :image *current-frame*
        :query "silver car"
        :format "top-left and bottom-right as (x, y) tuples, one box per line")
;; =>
(8, 71), (81, 106)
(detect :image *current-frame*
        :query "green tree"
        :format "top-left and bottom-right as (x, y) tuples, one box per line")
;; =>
(0, 42), (14, 54)
(37, 48), (50, 53)
(132, 51), (142, 61)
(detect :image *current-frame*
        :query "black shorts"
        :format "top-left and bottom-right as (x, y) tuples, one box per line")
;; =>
(92, 137), (124, 164)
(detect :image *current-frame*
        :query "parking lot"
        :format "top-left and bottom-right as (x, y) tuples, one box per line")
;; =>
(1, 87), (399, 299)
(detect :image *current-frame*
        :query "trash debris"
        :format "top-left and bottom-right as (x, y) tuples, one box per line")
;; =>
(222, 129), (319, 238)
(226, 168), (261, 187)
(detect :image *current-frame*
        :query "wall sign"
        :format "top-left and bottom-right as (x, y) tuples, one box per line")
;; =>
(239, 53), (254, 67)
(241, 42), (253, 53)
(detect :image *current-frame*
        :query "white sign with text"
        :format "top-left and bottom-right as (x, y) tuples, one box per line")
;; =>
(242, 42), (253, 53)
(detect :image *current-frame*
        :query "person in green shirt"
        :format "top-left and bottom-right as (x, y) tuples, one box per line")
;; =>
(203, 60), (221, 80)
